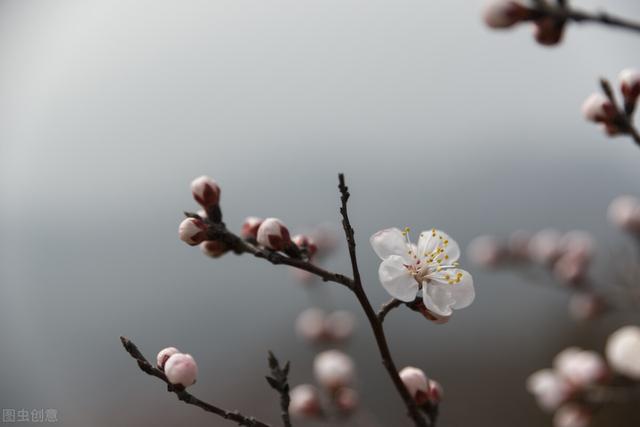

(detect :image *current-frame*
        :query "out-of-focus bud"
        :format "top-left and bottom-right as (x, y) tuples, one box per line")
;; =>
(324, 310), (356, 341)
(553, 253), (589, 286)
(526, 369), (572, 412)
(559, 231), (595, 261)
(179, 217), (207, 246)
(191, 176), (221, 209)
(313, 350), (355, 391)
(482, 0), (531, 29)
(553, 404), (592, 427)
(467, 235), (505, 268)
(581, 93), (616, 123)
(164, 353), (198, 387)
(532, 17), (564, 46)
(241, 216), (263, 240)
(607, 195), (640, 233)
(156, 347), (180, 369)
(257, 218), (292, 251)
(619, 68), (640, 106)
(200, 240), (228, 258)
(606, 325), (640, 379)
(427, 379), (443, 405)
(399, 366), (430, 405)
(568, 293), (605, 321)
(295, 308), (326, 343)
(292, 234), (318, 257)
(197, 209), (207, 219)
(508, 230), (532, 260)
(289, 384), (322, 419)
(553, 348), (608, 387)
(334, 387), (359, 414)
(528, 229), (562, 265)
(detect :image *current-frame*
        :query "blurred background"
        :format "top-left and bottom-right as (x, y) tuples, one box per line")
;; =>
(2, 0), (640, 425)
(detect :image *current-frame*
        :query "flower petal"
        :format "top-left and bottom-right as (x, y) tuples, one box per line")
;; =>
(417, 229), (460, 263)
(378, 255), (419, 302)
(423, 269), (475, 316)
(370, 228), (411, 261)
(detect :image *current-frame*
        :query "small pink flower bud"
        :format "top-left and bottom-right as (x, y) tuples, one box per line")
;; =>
(241, 216), (263, 240)
(607, 195), (640, 233)
(581, 93), (616, 123)
(606, 325), (640, 380)
(399, 366), (429, 405)
(619, 68), (640, 104)
(559, 231), (594, 261)
(292, 234), (318, 257)
(179, 217), (207, 246)
(526, 369), (572, 412)
(289, 384), (322, 418)
(324, 310), (356, 341)
(334, 387), (359, 413)
(191, 176), (220, 209)
(528, 229), (562, 265)
(156, 347), (180, 369)
(164, 353), (198, 387)
(200, 240), (228, 258)
(467, 235), (505, 268)
(532, 17), (564, 46)
(256, 218), (292, 251)
(427, 379), (443, 404)
(313, 350), (355, 391)
(553, 404), (591, 427)
(482, 1), (531, 29)
(568, 293), (605, 321)
(553, 253), (589, 286)
(554, 348), (608, 387)
(295, 308), (326, 342)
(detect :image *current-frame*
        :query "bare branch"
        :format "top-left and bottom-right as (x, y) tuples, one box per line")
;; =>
(530, 4), (640, 34)
(377, 298), (403, 323)
(265, 352), (293, 427)
(599, 78), (640, 146)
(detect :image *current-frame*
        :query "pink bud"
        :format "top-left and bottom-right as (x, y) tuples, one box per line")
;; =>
(179, 217), (207, 246)
(528, 229), (562, 265)
(607, 195), (640, 233)
(295, 308), (326, 342)
(568, 293), (605, 321)
(256, 218), (291, 251)
(241, 216), (263, 240)
(581, 93), (616, 123)
(156, 347), (180, 369)
(164, 353), (198, 387)
(559, 231), (594, 261)
(427, 379), (443, 404)
(191, 176), (220, 209)
(482, 1), (531, 29)
(467, 235), (505, 268)
(619, 68), (640, 103)
(532, 17), (564, 46)
(292, 234), (318, 257)
(200, 240), (228, 258)
(554, 348), (608, 387)
(399, 366), (429, 405)
(553, 253), (589, 286)
(289, 384), (322, 418)
(553, 404), (591, 427)
(526, 369), (572, 412)
(606, 325), (640, 380)
(313, 350), (355, 391)
(324, 310), (356, 341)
(334, 387), (359, 413)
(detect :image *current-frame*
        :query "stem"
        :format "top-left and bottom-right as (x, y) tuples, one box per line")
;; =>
(378, 298), (403, 323)
(600, 78), (640, 146)
(531, 4), (640, 34)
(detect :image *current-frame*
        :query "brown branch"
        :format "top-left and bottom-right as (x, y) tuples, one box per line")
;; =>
(530, 4), (640, 34)
(120, 336), (272, 427)
(599, 78), (640, 146)
(337, 174), (430, 427)
(377, 298), (403, 323)
(265, 352), (292, 427)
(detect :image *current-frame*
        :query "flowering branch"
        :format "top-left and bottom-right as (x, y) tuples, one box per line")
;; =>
(265, 352), (292, 427)
(598, 78), (640, 145)
(119, 336), (272, 427)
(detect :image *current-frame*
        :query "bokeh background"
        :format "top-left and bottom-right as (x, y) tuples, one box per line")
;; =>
(2, 0), (640, 425)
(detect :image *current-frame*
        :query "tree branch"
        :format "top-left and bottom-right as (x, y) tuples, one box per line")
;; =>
(377, 298), (404, 323)
(120, 336), (272, 427)
(599, 78), (640, 146)
(265, 352), (293, 427)
(530, 4), (640, 34)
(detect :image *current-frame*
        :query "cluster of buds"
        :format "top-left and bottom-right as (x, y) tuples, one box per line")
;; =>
(526, 347), (609, 426)
(295, 308), (356, 344)
(482, 1), (565, 46)
(290, 350), (358, 419)
(399, 366), (443, 407)
(582, 69), (640, 139)
(156, 346), (198, 388)
(608, 195), (640, 235)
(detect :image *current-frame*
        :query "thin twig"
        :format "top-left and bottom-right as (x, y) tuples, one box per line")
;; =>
(120, 337), (272, 427)
(531, 4), (640, 34)
(377, 298), (403, 323)
(599, 78), (640, 146)
(265, 352), (293, 427)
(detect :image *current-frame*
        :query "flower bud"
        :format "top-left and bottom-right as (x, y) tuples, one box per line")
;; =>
(553, 348), (608, 387)
(399, 366), (429, 405)
(526, 369), (572, 412)
(196, 209), (207, 219)
(482, 1), (531, 29)
(581, 93), (616, 123)
(568, 293), (605, 321)
(200, 240), (228, 258)
(553, 404), (591, 427)
(292, 234), (318, 257)
(467, 235), (505, 268)
(164, 353), (198, 387)
(528, 229), (562, 265)
(256, 218), (292, 251)
(559, 231), (594, 261)
(532, 17), (564, 46)
(334, 387), (359, 413)
(607, 195), (640, 233)
(179, 217), (207, 246)
(619, 68), (640, 105)
(241, 216), (263, 240)
(606, 325), (640, 379)
(313, 350), (355, 391)
(324, 310), (356, 341)
(156, 347), (180, 369)
(295, 308), (326, 343)
(427, 379), (443, 404)
(553, 253), (589, 286)
(289, 384), (322, 418)
(191, 176), (220, 209)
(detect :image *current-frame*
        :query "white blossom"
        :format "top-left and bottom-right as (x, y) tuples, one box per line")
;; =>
(313, 350), (355, 391)
(164, 353), (198, 387)
(606, 325), (640, 379)
(526, 369), (572, 412)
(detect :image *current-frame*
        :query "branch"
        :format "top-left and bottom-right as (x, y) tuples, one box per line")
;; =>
(377, 298), (403, 323)
(120, 336), (272, 427)
(531, 4), (640, 34)
(599, 78), (640, 146)
(265, 352), (292, 427)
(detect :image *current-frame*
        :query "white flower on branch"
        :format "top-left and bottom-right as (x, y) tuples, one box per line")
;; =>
(553, 347), (608, 388)
(178, 217), (207, 246)
(370, 227), (475, 317)
(606, 325), (640, 380)
(526, 369), (572, 412)
(313, 350), (355, 391)
(164, 353), (198, 387)
(191, 176), (221, 209)
(289, 384), (322, 419)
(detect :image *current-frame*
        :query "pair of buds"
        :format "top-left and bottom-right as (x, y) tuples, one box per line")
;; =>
(483, 1), (566, 46)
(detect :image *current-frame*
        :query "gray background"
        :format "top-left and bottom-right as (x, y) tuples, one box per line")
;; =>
(1, 0), (640, 425)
